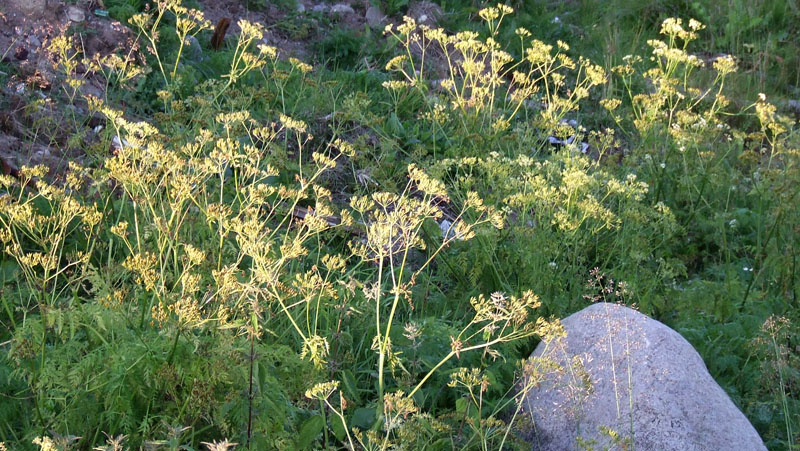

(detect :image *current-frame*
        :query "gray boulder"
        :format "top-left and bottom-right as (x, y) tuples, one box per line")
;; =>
(365, 5), (385, 28)
(522, 302), (765, 451)
(184, 35), (203, 61)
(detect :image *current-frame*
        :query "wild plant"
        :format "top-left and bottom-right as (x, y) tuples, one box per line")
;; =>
(382, 4), (607, 156)
(128, 1), (212, 91)
(425, 146), (679, 315)
(602, 16), (799, 448)
(0, 165), (100, 305)
(47, 34), (89, 107)
(3, 1), (799, 448)
(0, 163), (102, 427)
(307, 289), (558, 450)
(0, 3), (570, 446)
(753, 316), (799, 449)
(603, 17), (798, 305)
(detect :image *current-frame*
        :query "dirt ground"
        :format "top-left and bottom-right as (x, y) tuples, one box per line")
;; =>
(1, 0), (135, 175)
(0, 0), (444, 177)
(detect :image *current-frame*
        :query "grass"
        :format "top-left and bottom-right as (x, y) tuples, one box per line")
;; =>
(0, 1), (798, 449)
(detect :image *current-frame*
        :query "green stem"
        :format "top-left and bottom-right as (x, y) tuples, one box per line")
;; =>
(375, 256), (385, 406)
(166, 327), (181, 365)
(171, 33), (186, 82)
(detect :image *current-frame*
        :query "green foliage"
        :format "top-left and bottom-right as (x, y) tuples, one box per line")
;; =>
(0, 1), (798, 450)
(553, 0), (800, 98)
(314, 28), (372, 71)
(104, 0), (145, 23)
(374, 0), (409, 16)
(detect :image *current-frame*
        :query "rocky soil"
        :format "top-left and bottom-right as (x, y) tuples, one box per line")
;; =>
(0, 0), (445, 178)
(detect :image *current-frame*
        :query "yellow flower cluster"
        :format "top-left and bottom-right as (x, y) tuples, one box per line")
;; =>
(305, 381), (340, 400)
(123, 252), (159, 292)
(382, 3), (606, 137)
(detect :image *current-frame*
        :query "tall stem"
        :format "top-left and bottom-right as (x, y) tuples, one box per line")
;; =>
(247, 332), (255, 449)
(166, 327), (181, 365)
(376, 256), (385, 405)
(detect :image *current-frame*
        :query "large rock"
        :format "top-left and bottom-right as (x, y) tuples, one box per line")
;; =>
(522, 302), (765, 451)
(365, 6), (385, 28)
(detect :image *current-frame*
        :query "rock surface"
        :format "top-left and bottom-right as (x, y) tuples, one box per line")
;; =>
(365, 6), (385, 28)
(789, 99), (800, 115)
(66, 5), (85, 22)
(522, 302), (766, 451)
(330, 4), (355, 15)
(184, 35), (204, 60)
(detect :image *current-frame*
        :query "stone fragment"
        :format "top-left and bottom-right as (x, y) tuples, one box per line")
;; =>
(27, 35), (42, 49)
(66, 5), (86, 22)
(184, 35), (203, 60)
(522, 302), (766, 451)
(365, 5), (384, 27)
(330, 4), (355, 14)
(407, 1), (442, 26)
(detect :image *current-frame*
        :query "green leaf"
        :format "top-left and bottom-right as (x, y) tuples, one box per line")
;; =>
(330, 413), (347, 441)
(0, 260), (19, 282)
(251, 312), (259, 332)
(257, 360), (267, 392)
(387, 112), (404, 137)
(350, 407), (376, 429)
(341, 369), (361, 403)
(296, 415), (324, 449)
(455, 397), (468, 415)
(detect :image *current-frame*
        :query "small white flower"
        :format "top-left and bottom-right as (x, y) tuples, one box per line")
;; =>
(659, 163), (666, 169)
(548, 261), (557, 268)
